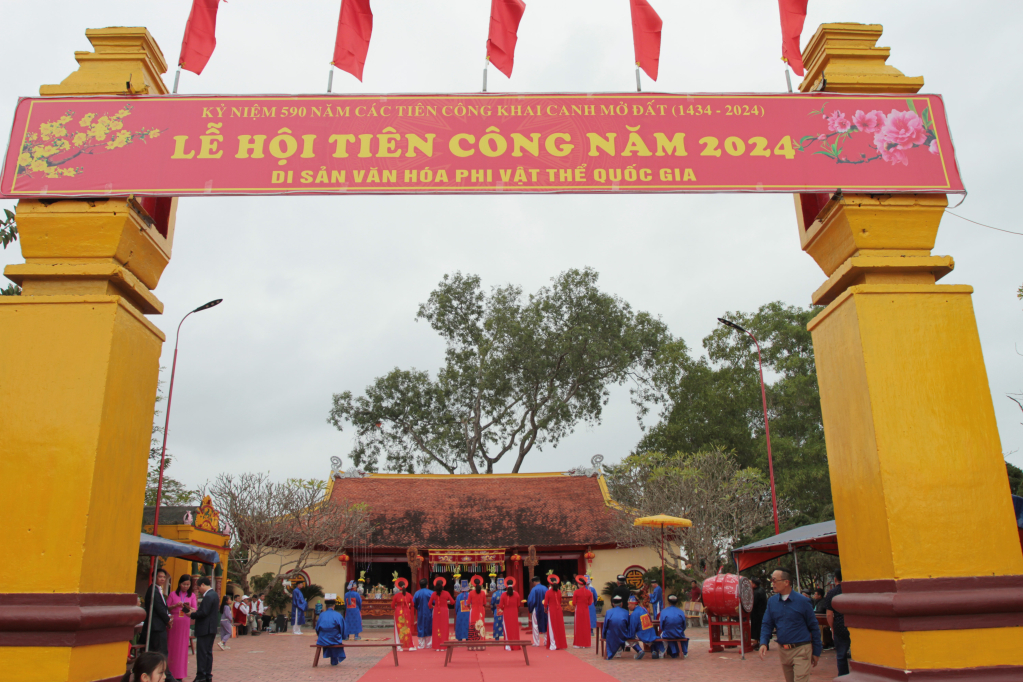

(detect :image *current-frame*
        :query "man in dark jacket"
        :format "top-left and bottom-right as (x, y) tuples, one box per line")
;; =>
(822, 569), (849, 676)
(189, 577), (220, 682)
(143, 569), (171, 657)
(612, 575), (632, 605)
(750, 578), (768, 648)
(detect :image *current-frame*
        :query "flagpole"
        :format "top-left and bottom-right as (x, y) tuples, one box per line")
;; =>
(172, 67), (181, 94)
(635, 64), (642, 92)
(328, 65), (334, 94)
(784, 68), (793, 93)
(483, 57), (489, 92)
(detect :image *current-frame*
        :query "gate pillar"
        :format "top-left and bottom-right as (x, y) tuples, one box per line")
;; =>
(0, 28), (174, 682)
(798, 25), (1023, 680)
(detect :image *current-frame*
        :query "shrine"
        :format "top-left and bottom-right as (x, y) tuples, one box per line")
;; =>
(140, 496), (232, 598)
(248, 459), (665, 620)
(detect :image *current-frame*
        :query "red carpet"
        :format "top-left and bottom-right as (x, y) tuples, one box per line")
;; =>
(357, 646), (617, 682)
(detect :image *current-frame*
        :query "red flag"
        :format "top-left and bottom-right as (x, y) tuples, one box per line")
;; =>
(178, 0), (222, 75)
(630, 0), (662, 81)
(778, 0), (808, 76)
(333, 0), (374, 82)
(486, 0), (526, 78)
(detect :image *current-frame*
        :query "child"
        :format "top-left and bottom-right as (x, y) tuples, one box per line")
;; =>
(121, 652), (167, 682)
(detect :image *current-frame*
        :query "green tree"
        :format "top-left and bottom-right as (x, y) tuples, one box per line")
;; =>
(329, 268), (671, 473)
(1, 209), (21, 296)
(637, 302), (831, 529)
(1007, 461), (1023, 496)
(606, 448), (774, 579)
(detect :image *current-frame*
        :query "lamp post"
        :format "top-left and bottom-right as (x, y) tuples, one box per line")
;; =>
(150, 299), (223, 537)
(717, 317), (780, 535)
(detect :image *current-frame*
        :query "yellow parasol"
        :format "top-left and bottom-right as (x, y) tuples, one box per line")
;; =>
(633, 515), (692, 599)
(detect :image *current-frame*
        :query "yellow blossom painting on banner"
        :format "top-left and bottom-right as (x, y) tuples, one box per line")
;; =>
(16, 105), (162, 179)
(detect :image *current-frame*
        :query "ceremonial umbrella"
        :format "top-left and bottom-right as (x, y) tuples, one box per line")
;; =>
(633, 515), (693, 598)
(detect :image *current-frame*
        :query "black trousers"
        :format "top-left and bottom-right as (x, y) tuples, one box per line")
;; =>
(834, 629), (851, 676)
(195, 634), (215, 681)
(147, 628), (168, 656)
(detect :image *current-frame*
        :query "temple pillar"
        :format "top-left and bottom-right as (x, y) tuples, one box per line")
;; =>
(798, 25), (1023, 680)
(0, 28), (173, 682)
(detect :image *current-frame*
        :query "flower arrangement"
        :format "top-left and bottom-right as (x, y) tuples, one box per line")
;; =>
(16, 105), (161, 179)
(796, 99), (939, 167)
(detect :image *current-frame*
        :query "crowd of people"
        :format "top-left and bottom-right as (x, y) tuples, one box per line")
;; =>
(137, 564), (844, 682)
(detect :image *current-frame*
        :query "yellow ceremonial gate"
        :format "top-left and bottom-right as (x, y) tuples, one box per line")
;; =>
(0, 22), (1020, 682)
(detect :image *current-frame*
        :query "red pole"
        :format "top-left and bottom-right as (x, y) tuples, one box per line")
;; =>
(148, 299), (222, 581)
(749, 333), (780, 535)
(660, 525), (665, 605)
(717, 318), (779, 536)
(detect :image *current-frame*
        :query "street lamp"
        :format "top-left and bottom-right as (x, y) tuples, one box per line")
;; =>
(717, 317), (780, 535)
(150, 299), (223, 536)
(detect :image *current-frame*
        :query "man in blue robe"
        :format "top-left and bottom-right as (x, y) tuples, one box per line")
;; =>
(454, 587), (470, 640)
(287, 583), (307, 635)
(628, 595), (664, 659)
(526, 576), (548, 647)
(602, 595), (630, 660)
(490, 588), (504, 640)
(413, 579), (433, 649)
(659, 594), (688, 658)
(315, 598), (347, 666)
(649, 581), (664, 618)
(586, 577), (598, 635)
(343, 581), (363, 640)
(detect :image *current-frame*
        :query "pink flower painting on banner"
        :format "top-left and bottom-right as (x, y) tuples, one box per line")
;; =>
(796, 99), (939, 167)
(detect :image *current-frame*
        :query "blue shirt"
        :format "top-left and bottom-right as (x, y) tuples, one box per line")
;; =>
(601, 607), (631, 659)
(527, 584), (548, 632)
(759, 592), (822, 656)
(413, 588), (434, 636)
(315, 609), (346, 646)
(650, 586), (663, 615)
(628, 605), (658, 643)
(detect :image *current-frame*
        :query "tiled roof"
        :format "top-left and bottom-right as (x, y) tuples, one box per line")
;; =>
(329, 473), (615, 549)
(142, 505), (196, 526)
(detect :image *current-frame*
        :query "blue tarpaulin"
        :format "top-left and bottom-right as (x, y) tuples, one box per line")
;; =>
(139, 532), (219, 564)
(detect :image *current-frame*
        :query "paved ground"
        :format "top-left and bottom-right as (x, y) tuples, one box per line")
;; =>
(195, 625), (840, 682)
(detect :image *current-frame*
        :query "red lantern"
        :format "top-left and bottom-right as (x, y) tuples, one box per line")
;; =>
(510, 554), (521, 562)
(584, 550), (595, 565)
(337, 553), (349, 565)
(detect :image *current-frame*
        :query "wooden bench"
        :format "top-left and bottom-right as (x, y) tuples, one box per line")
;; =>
(442, 640), (531, 667)
(310, 642), (400, 667)
(597, 633), (689, 658)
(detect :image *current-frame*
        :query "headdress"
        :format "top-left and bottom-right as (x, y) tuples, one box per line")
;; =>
(347, 581), (356, 590)
(628, 595), (638, 603)
(575, 575), (588, 586)
(547, 574), (560, 586)
(433, 576), (447, 588)
(616, 575), (626, 581)
(505, 577), (517, 588)
(395, 577), (409, 591)
(668, 594), (679, 604)
(470, 575), (484, 588)
(612, 595), (623, 603)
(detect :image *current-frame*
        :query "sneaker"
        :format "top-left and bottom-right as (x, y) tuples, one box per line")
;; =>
(217, 641), (225, 651)
(634, 650), (645, 660)
(652, 652), (660, 659)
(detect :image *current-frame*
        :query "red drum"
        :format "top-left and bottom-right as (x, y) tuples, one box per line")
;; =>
(701, 574), (753, 615)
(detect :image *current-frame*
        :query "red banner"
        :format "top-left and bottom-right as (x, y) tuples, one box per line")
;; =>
(1, 93), (963, 197)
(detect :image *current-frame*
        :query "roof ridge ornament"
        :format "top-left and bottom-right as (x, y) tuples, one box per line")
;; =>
(330, 456), (343, 479)
(339, 467), (368, 478)
(565, 454), (604, 477)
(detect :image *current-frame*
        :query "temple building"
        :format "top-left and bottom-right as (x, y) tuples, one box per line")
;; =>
(249, 458), (666, 619)
(141, 496), (232, 597)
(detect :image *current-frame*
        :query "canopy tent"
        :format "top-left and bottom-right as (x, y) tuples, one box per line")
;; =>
(732, 520), (838, 572)
(139, 531), (219, 564)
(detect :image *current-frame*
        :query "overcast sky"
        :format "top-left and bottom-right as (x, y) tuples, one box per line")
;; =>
(2, 1), (1021, 491)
